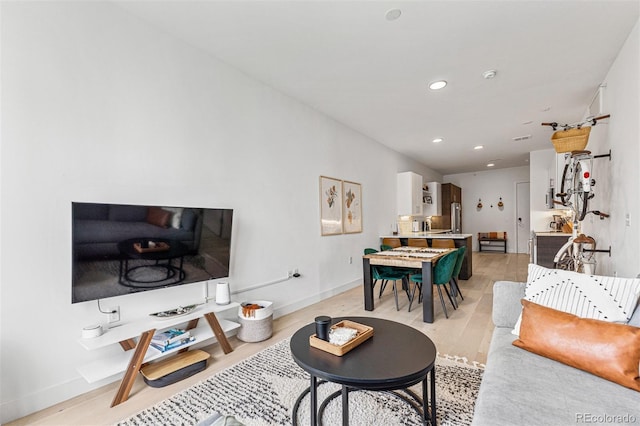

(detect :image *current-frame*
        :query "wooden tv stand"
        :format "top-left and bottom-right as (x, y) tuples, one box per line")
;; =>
(77, 303), (240, 407)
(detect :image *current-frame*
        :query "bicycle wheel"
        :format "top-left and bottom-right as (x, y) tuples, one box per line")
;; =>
(558, 163), (571, 206)
(553, 240), (574, 270)
(573, 161), (589, 221)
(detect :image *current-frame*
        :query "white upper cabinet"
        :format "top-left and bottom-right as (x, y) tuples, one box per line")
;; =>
(397, 172), (424, 216)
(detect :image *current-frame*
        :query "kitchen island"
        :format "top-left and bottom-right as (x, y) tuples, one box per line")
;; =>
(379, 232), (473, 279)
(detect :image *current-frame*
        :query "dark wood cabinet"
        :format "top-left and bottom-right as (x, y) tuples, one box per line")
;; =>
(434, 183), (462, 230)
(535, 234), (569, 268)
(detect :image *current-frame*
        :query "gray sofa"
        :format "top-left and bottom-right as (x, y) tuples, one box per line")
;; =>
(72, 203), (203, 259)
(472, 281), (640, 426)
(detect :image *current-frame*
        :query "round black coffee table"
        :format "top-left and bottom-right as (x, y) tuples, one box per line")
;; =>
(117, 238), (188, 288)
(290, 316), (437, 425)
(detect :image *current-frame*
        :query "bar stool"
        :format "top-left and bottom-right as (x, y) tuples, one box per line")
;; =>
(408, 238), (429, 247)
(431, 239), (455, 248)
(382, 237), (402, 248)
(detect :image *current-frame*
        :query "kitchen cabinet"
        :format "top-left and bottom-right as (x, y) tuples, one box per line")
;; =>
(397, 172), (423, 216)
(534, 233), (571, 268)
(423, 181), (442, 216)
(436, 183), (462, 230)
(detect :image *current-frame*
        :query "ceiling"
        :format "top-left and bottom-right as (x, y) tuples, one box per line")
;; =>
(116, 1), (639, 175)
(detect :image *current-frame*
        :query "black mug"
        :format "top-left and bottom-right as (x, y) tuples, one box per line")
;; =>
(315, 316), (332, 341)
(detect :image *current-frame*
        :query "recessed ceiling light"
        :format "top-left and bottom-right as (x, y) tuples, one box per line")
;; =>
(385, 8), (402, 21)
(482, 69), (497, 79)
(474, 145), (484, 150)
(432, 138), (443, 143)
(487, 163), (495, 167)
(428, 80), (447, 90)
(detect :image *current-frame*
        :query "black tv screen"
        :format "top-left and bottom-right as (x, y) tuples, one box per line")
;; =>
(72, 202), (233, 303)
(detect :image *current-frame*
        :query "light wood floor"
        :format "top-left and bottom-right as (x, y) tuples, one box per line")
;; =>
(9, 252), (529, 426)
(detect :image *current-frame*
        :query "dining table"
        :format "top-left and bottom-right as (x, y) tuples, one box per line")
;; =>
(362, 246), (456, 323)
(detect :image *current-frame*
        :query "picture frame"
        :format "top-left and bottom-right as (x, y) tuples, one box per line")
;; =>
(319, 176), (343, 235)
(343, 180), (362, 234)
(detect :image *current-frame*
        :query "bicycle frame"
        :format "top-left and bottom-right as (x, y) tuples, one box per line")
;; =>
(559, 151), (594, 221)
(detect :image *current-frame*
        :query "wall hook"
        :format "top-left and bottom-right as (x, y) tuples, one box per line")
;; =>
(497, 197), (504, 208)
(477, 199), (483, 209)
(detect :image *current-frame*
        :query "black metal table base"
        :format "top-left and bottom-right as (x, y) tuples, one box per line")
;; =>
(292, 368), (436, 426)
(118, 257), (186, 288)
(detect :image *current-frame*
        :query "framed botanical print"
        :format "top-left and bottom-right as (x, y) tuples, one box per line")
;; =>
(343, 180), (362, 234)
(319, 176), (343, 235)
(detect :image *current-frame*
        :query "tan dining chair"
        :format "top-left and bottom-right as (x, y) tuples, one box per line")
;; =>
(431, 239), (455, 248)
(408, 238), (429, 247)
(382, 238), (402, 248)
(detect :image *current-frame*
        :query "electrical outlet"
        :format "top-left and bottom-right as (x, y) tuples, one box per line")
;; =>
(626, 213), (630, 227)
(348, 256), (353, 264)
(108, 306), (120, 323)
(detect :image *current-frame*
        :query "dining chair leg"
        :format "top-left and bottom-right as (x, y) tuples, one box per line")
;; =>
(379, 280), (388, 298)
(392, 280), (400, 311)
(449, 277), (464, 303)
(436, 285), (449, 319)
(444, 285), (458, 310)
(408, 281), (421, 312)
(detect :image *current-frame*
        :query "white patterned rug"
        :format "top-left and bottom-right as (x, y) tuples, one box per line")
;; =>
(118, 339), (484, 426)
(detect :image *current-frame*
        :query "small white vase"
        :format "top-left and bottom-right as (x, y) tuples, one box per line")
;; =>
(215, 282), (230, 305)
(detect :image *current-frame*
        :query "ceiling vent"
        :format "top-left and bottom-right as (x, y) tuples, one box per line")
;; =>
(512, 134), (532, 142)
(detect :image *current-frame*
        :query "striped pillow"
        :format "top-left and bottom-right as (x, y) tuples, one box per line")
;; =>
(512, 264), (640, 335)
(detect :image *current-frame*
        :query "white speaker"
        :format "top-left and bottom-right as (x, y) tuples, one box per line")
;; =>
(215, 282), (230, 305)
(82, 324), (103, 339)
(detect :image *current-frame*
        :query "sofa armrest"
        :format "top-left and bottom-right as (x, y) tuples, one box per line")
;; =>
(492, 281), (525, 328)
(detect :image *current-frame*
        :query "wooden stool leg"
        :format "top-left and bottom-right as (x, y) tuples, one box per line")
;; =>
(204, 312), (233, 354)
(111, 329), (155, 407)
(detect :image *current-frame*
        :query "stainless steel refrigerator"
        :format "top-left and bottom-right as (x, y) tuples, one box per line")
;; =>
(451, 202), (462, 233)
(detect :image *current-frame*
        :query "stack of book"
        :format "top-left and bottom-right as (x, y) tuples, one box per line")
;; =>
(150, 328), (195, 352)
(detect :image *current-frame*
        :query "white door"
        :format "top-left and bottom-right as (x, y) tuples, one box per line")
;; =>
(516, 182), (531, 253)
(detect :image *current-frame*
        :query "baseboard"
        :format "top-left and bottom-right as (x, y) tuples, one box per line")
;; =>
(0, 375), (113, 424)
(1, 281), (359, 424)
(273, 279), (361, 319)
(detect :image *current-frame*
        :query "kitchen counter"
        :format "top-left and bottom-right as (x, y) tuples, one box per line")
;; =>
(381, 231), (472, 239)
(534, 231), (572, 237)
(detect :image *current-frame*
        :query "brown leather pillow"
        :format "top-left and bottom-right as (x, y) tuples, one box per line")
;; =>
(513, 299), (640, 392)
(146, 207), (171, 228)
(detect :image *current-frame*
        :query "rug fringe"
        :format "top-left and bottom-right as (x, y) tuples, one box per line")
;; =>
(437, 352), (486, 369)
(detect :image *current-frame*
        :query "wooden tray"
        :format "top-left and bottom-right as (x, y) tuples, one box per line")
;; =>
(134, 242), (170, 253)
(309, 320), (374, 356)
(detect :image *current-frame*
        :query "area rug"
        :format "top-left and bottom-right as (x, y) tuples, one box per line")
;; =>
(118, 339), (484, 426)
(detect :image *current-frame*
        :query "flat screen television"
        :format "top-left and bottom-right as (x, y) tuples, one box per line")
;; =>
(72, 202), (233, 304)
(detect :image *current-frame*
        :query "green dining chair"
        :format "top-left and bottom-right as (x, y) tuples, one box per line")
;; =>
(375, 265), (410, 311)
(449, 246), (466, 307)
(376, 245), (412, 299)
(408, 250), (458, 317)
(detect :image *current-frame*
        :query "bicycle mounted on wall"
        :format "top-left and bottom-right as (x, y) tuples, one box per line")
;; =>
(541, 114), (612, 273)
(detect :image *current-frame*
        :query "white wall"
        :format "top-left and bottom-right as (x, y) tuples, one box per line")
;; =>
(526, 19), (640, 278)
(0, 3), (442, 421)
(579, 20), (640, 278)
(443, 166), (530, 252)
